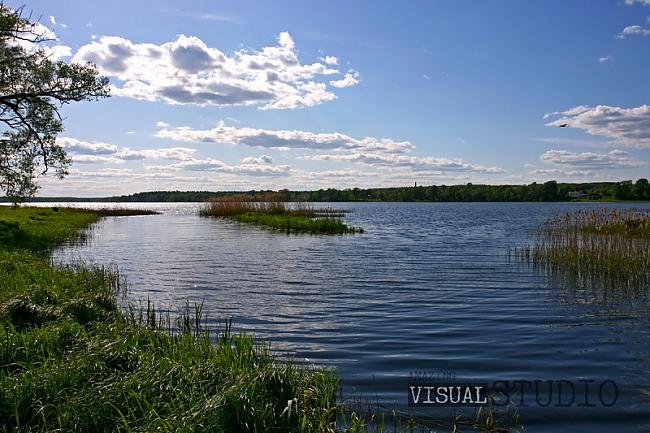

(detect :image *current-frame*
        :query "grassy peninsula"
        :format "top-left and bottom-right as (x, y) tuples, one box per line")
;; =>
(0, 206), (341, 433)
(200, 193), (363, 234)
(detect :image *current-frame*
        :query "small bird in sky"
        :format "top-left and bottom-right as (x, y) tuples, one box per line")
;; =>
(558, 123), (568, 127)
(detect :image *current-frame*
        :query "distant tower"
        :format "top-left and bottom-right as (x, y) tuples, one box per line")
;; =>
(414, 181), (417, 187)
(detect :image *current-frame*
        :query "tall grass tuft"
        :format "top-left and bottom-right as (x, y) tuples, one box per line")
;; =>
(200, 192), (363, 234)
(512, 208), (650, 289)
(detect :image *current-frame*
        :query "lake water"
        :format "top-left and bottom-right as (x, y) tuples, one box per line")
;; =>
(47, 202), (650, 432)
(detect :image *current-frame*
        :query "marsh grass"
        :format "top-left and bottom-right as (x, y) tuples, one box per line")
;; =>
(512, 208), (650, 289)
(0, 296), (341, 432)
(339, 398), (439, 433)
(70, 207), (161, 217)
(338, 395), (519, 433)
(579, 208), (650, 238)
(200, 193), (363, 234)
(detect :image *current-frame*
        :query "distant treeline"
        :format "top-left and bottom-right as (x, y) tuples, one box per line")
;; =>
(10, 191), (219, 202)
(285, 179), (650, 202)
(6, 179), (650, 203)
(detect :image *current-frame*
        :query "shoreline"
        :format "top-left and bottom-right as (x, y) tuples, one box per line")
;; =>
(2, 178), (647, 204)
(0, 207), (344, 432)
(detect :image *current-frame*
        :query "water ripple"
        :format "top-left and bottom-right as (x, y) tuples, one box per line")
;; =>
(48, 201), (650, 433)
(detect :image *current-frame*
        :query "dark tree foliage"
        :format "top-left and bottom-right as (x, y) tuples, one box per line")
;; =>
(9, 179), (650, 203)
(633, 178), (650, 200)
(0, 5), (109, 204)
(273, 179), (650, 202)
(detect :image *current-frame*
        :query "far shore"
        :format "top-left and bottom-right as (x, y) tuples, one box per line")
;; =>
(2, 179), (649, 204)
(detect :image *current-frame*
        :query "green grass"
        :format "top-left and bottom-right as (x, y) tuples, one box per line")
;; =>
(512, 208), (650, 289)
(0, 207), (342, 433)
(76, 207), (161, 217)
(0, 207), (159, 252)
(0, 206), (100, 251)
(231, 211), (363, 234)
(199, 194), (363, 234)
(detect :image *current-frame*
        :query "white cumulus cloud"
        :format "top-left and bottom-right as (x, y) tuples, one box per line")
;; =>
(320, 55), (338, 65)
(330, 70), (360, 88)
(155, 122), (415, 153)
(241, 155), (273, 164)
(303, 153), (504, 173)
(56, 137), (196, 163)
(148, 157), (291, 177)
(539, 149), (645, 169)
(72, 32), (358, 109)
(57, 137), (118, 155)
(616, 25), (650, 38)
(544, 105), (650, 148)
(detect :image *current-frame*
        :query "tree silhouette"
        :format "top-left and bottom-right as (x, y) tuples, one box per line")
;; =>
(0, 5), (109, 205)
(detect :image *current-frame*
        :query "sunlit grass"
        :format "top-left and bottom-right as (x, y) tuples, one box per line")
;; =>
(200, 193), (363, 234)
(0, 301), (340, 433)
(231, 211), (362, 234)
(578, 208), (650, 238)
(72, 207), (160, 217)
(0, 206), (100, 251)
(0, 206), (158, 252)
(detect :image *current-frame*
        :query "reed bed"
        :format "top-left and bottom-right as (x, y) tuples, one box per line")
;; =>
(70, 207), (160, 217)
(0, 288), (341, 432)
(578, 208), (649, 238)
(512, 208), (650, 289)
(200, 193), (363, 234)
(339, 393), (519, 433)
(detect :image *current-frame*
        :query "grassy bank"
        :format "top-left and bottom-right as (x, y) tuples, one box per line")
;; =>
(200, 194), (363, 234)
(0, 207), (340, 433)
(512, 208), (650, 289)
(0, 207), (159, 251)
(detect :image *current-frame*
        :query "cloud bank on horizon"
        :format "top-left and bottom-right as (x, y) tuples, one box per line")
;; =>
(10, 0), (649, 196)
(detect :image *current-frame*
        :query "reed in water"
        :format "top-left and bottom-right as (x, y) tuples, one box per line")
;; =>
(200, 192), (363, 234)
(512, 208), (650, 289)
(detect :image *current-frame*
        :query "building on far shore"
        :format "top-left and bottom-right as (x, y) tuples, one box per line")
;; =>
(568, 190), (588, 199)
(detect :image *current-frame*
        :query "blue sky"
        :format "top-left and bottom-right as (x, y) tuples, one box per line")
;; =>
(8, 0), (650, 196)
